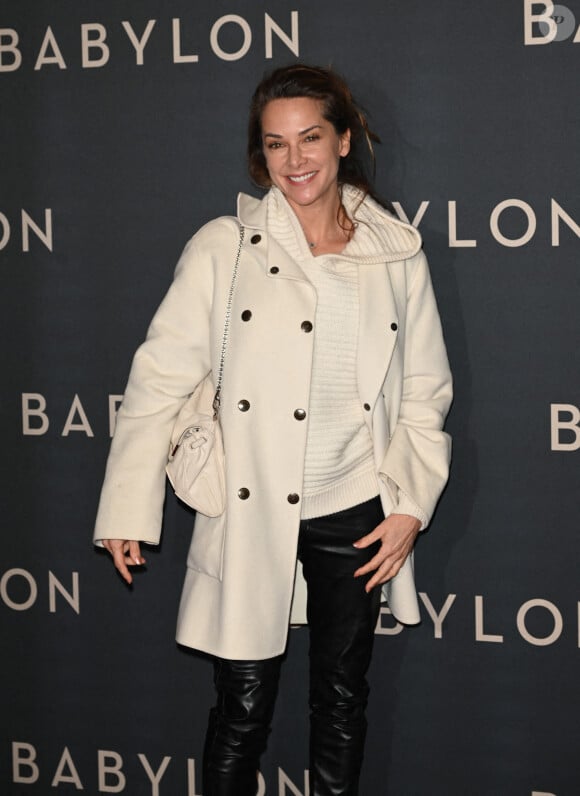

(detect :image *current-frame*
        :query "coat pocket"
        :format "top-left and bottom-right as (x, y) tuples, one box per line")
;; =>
(186, 511), (226, 580)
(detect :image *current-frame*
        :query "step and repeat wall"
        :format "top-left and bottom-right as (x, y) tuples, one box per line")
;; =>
(1, 2), (579, 794)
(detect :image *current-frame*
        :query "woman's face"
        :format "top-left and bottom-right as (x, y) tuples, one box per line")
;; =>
(261, 97), (350, 213)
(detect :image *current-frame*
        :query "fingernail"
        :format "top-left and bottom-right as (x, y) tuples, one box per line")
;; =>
(134, 556), (142, 565)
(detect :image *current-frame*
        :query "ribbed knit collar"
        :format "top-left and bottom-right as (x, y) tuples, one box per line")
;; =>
(259, 185), (422, 265)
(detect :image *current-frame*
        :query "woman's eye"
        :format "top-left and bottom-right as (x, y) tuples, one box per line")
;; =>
(266, 141), (283, 149)
(304, 134), (320, 143)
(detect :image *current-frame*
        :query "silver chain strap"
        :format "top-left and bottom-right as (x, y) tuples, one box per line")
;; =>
(212, 225), (245, 419)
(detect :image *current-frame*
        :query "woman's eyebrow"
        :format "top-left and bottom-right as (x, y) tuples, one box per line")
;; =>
(263, 124), (323, 139)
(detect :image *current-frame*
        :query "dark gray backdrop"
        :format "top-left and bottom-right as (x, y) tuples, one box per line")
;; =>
(1, 2), (579, 794)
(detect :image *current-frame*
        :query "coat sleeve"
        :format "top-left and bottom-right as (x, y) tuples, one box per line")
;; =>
(378, 251), (452, 528)
(93, 224), (225, 546)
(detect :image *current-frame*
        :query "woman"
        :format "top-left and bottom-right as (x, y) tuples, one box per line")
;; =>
(95, 64), (452, 795)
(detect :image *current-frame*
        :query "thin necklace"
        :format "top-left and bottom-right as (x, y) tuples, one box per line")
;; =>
(307, 222), (357, 249)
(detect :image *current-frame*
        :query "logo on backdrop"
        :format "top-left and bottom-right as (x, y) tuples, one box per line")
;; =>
(0, 569), (79, 613)
(0, 12), (299, 72)
(376, 593), (580, 648)
(524, 1), (580, 44)
(0, 210), (53, 252)
(6, 741), (567, 794)
(550, 403), (580, 450)
(392, 197), (580, 248)
(10, 743), (306, 794)
(21, 393), (123, 438)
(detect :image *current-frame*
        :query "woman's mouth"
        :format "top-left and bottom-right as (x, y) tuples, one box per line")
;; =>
(287, 171), (316, 184)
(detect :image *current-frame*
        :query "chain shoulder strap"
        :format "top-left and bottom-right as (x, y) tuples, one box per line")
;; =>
(212, 224), (245, 419)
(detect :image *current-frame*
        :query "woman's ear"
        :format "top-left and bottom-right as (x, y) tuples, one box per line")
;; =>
(339, 129), (351, 157)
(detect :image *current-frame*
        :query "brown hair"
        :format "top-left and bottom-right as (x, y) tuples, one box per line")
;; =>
(247, 64), (380, 198)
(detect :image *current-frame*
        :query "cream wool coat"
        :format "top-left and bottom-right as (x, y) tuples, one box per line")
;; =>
(94, 189), (452, 660)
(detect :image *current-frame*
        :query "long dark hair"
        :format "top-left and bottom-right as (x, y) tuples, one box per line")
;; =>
(247, 64), (380, 200)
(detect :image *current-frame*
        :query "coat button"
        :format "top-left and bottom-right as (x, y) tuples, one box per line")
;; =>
(250, 234), (261, 244)
(301, 320), (313, 333)
(241, 309), (252, 321)
(294, 408), (306, 420)
(390, 322), (398, 331)
(238, 487), (250, 500)
(238, 399), (250, 412)
(287, 493), (300, 504)
(363, 403), (371, 411)
(269, 266), (279, 274)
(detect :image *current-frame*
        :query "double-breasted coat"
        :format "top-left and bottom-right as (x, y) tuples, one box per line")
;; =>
(94, 189), (452, 660)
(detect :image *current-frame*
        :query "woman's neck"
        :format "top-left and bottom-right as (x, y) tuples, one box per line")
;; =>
(288, 191), (355, 255)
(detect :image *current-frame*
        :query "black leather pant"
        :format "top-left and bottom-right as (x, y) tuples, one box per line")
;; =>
(202, 496), (383, 796)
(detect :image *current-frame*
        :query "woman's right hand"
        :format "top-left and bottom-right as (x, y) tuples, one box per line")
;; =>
(102, 539), (145, 585)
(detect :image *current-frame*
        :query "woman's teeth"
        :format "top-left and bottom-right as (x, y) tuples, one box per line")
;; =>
(288, 172), (316, 183)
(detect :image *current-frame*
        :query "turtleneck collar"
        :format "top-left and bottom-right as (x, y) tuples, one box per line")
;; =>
(237, 185), (422, 264)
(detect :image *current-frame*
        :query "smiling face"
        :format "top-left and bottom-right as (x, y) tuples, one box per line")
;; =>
(261, 97), (351, 215)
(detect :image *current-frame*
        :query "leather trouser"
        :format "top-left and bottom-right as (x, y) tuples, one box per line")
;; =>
(202, 496), (383, 796)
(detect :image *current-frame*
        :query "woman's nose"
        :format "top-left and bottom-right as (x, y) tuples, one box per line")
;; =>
(287, 144), (306, 168)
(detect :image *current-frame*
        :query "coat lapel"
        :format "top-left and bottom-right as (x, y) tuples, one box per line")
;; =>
(237, 191), (312, 284)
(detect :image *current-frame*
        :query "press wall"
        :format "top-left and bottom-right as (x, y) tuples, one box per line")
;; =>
(1, 3), (579, 794)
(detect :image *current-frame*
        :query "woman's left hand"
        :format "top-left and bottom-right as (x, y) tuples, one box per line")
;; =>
(353, 513), (422, 593)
